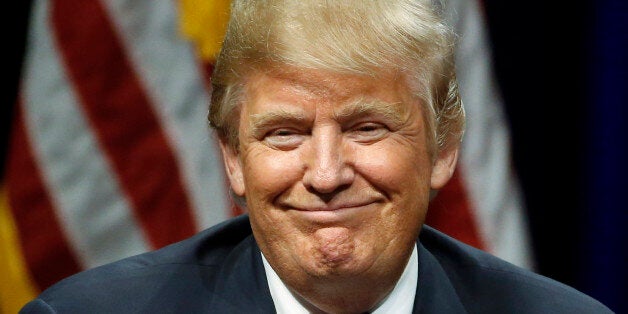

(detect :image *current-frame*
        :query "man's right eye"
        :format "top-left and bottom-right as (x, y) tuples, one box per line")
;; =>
(263, 129), (305, 149)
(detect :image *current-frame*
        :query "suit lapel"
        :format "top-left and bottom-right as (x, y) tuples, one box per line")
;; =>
(413, 242), (467, 313)
(209, 235), (276, 313)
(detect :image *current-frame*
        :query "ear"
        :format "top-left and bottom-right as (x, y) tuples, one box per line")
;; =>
(430, 145), (459, 190)
(219, 140), (246, 196)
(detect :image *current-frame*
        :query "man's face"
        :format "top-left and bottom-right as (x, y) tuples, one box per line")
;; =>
(221, 68), (456, 291)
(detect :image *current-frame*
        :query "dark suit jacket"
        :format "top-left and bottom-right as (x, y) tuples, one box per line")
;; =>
(20, 215), (612, 313)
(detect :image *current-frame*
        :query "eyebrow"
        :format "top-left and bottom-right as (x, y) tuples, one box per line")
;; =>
(249, 109), (308, 136)
(248, 98), (410, 136)
(333, 98), (410, 127)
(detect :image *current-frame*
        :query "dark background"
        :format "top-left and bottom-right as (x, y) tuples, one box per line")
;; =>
(485, 2), (626, 312)
(3, 0), (624, 312)
(483, 0), (587, 287)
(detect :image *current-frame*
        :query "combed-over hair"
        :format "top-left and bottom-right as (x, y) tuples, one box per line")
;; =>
(209, 0), (464, 155)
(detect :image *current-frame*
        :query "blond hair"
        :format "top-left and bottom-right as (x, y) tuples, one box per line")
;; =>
(209, 0), (464, 155)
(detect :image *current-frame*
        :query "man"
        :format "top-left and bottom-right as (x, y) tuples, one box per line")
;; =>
(21, 0), (611, 313)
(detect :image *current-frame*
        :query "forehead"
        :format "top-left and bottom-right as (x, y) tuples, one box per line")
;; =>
(242, 68), (414, 113)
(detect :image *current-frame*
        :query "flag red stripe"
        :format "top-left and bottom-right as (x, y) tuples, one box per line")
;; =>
(426, 168), (485, 249)
(51, 0), (196, 248)
(6, 101), (82, 290)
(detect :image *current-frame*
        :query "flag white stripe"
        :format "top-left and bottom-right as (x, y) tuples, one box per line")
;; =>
(446, 0), (534, 269)
(21, 0), (150, 268)
(101, 0), (230, 229)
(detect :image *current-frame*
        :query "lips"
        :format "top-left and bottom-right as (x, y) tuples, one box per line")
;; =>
(274, 185), (387, 223)
(288, 201), (377, 212)
(277, 195), (384, 224)
(278, 191), (384, 210)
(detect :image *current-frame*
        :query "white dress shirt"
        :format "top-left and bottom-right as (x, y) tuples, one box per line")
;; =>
(262, 245), (418, 314)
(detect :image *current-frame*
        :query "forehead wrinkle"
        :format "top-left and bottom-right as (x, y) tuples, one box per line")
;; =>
(333, 98), (410, 126)
(268, 69), (354, 100)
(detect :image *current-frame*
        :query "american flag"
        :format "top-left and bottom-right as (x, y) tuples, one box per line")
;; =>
(0, 0), (532, 312)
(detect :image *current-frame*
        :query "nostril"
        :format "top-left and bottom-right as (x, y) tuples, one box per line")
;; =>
(303, 163), (355, 197)
(305, 183), (351, 202)
(303, 161), (347, 192)
(305, 173), (340, 194)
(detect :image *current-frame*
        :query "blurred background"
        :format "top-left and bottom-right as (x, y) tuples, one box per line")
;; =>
(2, 0), (626, 313)
(483, 1), (627, 312)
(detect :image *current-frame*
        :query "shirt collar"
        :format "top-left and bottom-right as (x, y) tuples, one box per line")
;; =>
(262, 245), (418, 314)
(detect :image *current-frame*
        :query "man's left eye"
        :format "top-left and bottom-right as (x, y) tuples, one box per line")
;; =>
(348, 123), (388, 142)
(263, 128), (305, 149)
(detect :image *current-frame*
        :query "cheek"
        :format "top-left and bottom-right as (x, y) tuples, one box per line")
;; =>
(242, 148), (303, 199)
(354, 143), (432, 193)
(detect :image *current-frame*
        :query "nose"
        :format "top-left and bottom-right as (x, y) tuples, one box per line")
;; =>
(302, 126), (355, 195)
